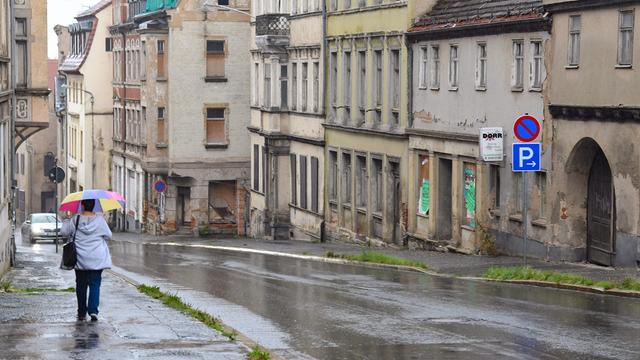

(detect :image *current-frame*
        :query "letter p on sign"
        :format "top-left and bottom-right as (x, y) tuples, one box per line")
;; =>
(512, 143), (541, 172)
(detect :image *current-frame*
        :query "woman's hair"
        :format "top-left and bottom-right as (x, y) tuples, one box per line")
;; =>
(81, 199), (96, 212)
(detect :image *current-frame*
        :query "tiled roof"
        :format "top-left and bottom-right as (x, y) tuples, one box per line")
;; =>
(76, 0), (111, 18)
(412, 0), (543, 32)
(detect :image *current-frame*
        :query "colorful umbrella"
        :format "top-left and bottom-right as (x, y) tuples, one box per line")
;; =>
(59, 189), (125, 214)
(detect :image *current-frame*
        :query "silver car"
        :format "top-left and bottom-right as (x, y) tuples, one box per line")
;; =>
(21, 213), (65, 244)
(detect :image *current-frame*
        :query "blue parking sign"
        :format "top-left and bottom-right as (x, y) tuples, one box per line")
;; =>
(512, 143), (541, 172)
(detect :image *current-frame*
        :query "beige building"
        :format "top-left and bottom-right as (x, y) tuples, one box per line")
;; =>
(249, 0), (326, 240)
(110, 0), (252, 235)
(59, 1), (114, 198)
(0, 0), (50, 275)
(544, 0), (640, 266)
(406, 0), (551, 255)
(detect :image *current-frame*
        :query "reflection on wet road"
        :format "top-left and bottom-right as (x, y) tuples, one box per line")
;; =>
(109, 241), (640, 360)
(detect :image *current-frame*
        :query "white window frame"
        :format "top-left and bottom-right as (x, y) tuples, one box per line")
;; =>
(530, 40), (544, 90)
(430, 45), (440, 90)
(419, 46), (428, 89)
(568, 15), (581, 67)
(618, 10), (634, 66)
(448, 45), (459, 89)
(476, 42), (487, 90)
(512, 40), (524, 91)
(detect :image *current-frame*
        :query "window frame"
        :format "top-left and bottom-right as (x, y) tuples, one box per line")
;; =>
(204, 106), (227, 146)
(430, 45), (440, 90)
(567, 15), (581, 67)
(618, 10), (635, 67)
(476, 42), (487, 90)
(448, 44), (459, 89)
(205, 39), (226, 80)
(512, 40), (525, 91)
(530, 40), (544, 90)
(419, 46), (428, 89)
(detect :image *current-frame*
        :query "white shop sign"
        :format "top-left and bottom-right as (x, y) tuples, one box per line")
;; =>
(480, 127), (504, 162)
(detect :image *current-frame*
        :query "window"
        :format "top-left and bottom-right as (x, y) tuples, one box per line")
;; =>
(157, 107), (165, 143)
(618, 11), (634, 66)
(331, 0), (337, 11)
(357, 51), (366, 123)
(430, 45), (440, 89)
(311, 156), (319, 213)
(536, 171), (547, 219)
(356, 155), (366, 208)
(280, 64), (288, 109)
(253, 63), (259, 105)
(374, 50), (382, 124)
(15, 18), (26, 36)
(449, 45), (458, 88)
(205, 107), (226, 144)
(300, 156), (308, 209)
(512, 40), (524, 89)
(462, 163), (476, 228)
(262, 146), (267, 195)
(476, 43), (487, 89)
(253, 145), (260, 191)
(264, 63), (271, 108)
(218, 0), (229, 5)
(206, 40), (225, 78)
(301, 62), (308, 112)
(313, 62), (319, 112)
(531, 41), (543, 89)
(330, 51), (337, 120)
(419, 47), (428, 88)
(418, 155), (429, 215)
(15, 18), (27, 87)
(157, 40), (166, 77)
(291, 63), (297, 110)
(372, 158), (383, 213)
(290, 154), (297, 205)
(342, 152), (352, 205)
(568, 15), (581, 66)
(391, 49), (400, 109)
(343, 51), (351, 123)
(329, 150), (338, 202)
(344, 0), (351, 10)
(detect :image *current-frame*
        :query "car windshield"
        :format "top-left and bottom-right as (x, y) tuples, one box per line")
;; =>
(31, 214), (58, 224)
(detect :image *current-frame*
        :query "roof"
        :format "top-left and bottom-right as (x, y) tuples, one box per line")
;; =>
(76, 0), (111, 18)
(411, 0), (544, 33)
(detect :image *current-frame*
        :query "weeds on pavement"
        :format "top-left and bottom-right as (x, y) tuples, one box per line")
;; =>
(0, 281), (74, 293)
(325, 251), (428, 269)
(137, 284), (237, 341)
(483, 266), (640, 292)
(248, 345), (271, 360)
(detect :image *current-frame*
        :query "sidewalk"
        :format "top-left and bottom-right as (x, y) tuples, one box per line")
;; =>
(0, 241), (249, 360)
(114, 232), (640, 283)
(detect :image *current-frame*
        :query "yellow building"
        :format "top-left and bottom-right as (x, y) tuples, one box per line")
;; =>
(324, 0), (432, 244)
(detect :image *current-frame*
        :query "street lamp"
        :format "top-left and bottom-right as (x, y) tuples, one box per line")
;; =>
(201, 1), (254, 19)
(61, 84), (96, 188)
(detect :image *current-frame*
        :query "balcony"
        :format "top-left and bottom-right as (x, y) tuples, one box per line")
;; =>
(255, 14), (290, 50)
(128, 0), (147, 21)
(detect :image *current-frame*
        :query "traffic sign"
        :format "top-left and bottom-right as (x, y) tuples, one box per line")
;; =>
(513, 115), (541, 143)
(512, 143), (541, 172)
(154, 180), (166, 193)
(48, 167), (65, 183)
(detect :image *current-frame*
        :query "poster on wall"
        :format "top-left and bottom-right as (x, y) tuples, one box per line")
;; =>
(463, 164), (476, 228)
(480, 127), (504, 162)
(418, 156), (429, 215)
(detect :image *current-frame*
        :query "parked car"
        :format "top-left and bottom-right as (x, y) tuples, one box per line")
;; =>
(21, 213), (65, 244)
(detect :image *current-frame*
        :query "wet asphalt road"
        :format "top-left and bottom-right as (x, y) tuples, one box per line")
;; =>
(109, 241), (640, 360)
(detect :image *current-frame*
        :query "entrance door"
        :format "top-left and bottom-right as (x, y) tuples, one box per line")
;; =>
(437, 159), (453, 240)
(176, 187), (190, 226)
(390, 161), (401, 245)
(587, 150), (615, 266)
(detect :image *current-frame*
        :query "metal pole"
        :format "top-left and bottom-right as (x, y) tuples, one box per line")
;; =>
(54, 158), (59, 254)
(523, 171), (527, 266)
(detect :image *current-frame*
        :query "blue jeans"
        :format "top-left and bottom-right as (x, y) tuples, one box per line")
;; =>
(75, 270), (103, 317)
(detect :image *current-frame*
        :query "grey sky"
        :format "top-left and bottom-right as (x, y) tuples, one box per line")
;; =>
(47, 0), (98, 58)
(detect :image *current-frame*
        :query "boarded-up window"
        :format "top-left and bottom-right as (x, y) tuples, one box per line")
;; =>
(300, 156), (307, 209)
(290, 154), (297, 205)
(205, 107), (225, 143)
(372, 158), (383, 213)
(157, 107), (165, 143)
(311, 156), (319, 212)
(342, 152), (351, 205)
(157, 40), (165, 77)
(280, 64), (288, 109)
(463, 163), (476, 228)
(356, 155), (366, 207)
(418, 155), (429, 215)
(329, 151), (337, 201)
(206, 40), (225, 78)
(262, 146), (267, 195)
(253, 144), (260, 191)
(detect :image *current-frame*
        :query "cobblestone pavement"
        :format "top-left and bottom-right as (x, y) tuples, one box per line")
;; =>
(0, 237), (249, 360)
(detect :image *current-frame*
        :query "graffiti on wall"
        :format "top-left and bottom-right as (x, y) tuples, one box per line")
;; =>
(463, 165), (476, 228)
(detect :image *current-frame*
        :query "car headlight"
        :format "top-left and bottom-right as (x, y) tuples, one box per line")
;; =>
(31, 226), (44, 235)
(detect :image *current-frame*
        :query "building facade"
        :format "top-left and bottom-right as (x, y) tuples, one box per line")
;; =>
(406, 0), (551, 255)
(0, 0), (50, 275)
(249, 0), (326, 240)
(322, 0), (433, 245)
(59, 1), (114, 199)
(110, 0), (252, 235)
(544, 0), (640, 266)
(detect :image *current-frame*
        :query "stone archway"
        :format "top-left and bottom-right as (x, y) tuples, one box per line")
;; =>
(565, 138), (615, 266)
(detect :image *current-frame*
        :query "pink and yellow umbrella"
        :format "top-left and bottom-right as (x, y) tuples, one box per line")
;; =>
(59, 189), (126, 214)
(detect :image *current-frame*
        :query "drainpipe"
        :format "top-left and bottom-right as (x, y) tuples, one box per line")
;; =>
(322, 0), (327, 116)
(9, 0), (17, 236)
(404, 34), (413, 128)
(120, 30), (128, 232)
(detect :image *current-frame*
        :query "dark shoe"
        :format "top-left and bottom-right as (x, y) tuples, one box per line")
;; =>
(77, 314), (86, 321)
(89, 313), (98, 322)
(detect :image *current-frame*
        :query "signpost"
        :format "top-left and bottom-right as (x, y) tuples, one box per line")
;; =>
(511, 115), (541, 266)
(48, 161), (65, 254)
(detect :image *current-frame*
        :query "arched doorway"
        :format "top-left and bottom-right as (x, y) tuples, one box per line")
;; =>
(587, 149), (615, 266)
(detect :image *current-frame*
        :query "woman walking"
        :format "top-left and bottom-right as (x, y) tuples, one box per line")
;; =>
(61, 199), (113, 322)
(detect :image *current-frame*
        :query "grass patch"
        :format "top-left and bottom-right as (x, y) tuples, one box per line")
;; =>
(0, 281), (75, 293)
(137, 284), (237, 341)
(325, 251), (428, 269)
(483, 266), (640, 292)
(248, 345), (271, 360)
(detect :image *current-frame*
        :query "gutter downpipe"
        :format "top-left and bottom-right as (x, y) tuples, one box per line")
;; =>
(9, 0), (16, 263)
(320, 0), (327, 242)
(121, 29), (127, 232)
(405, 34), (413, 128)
